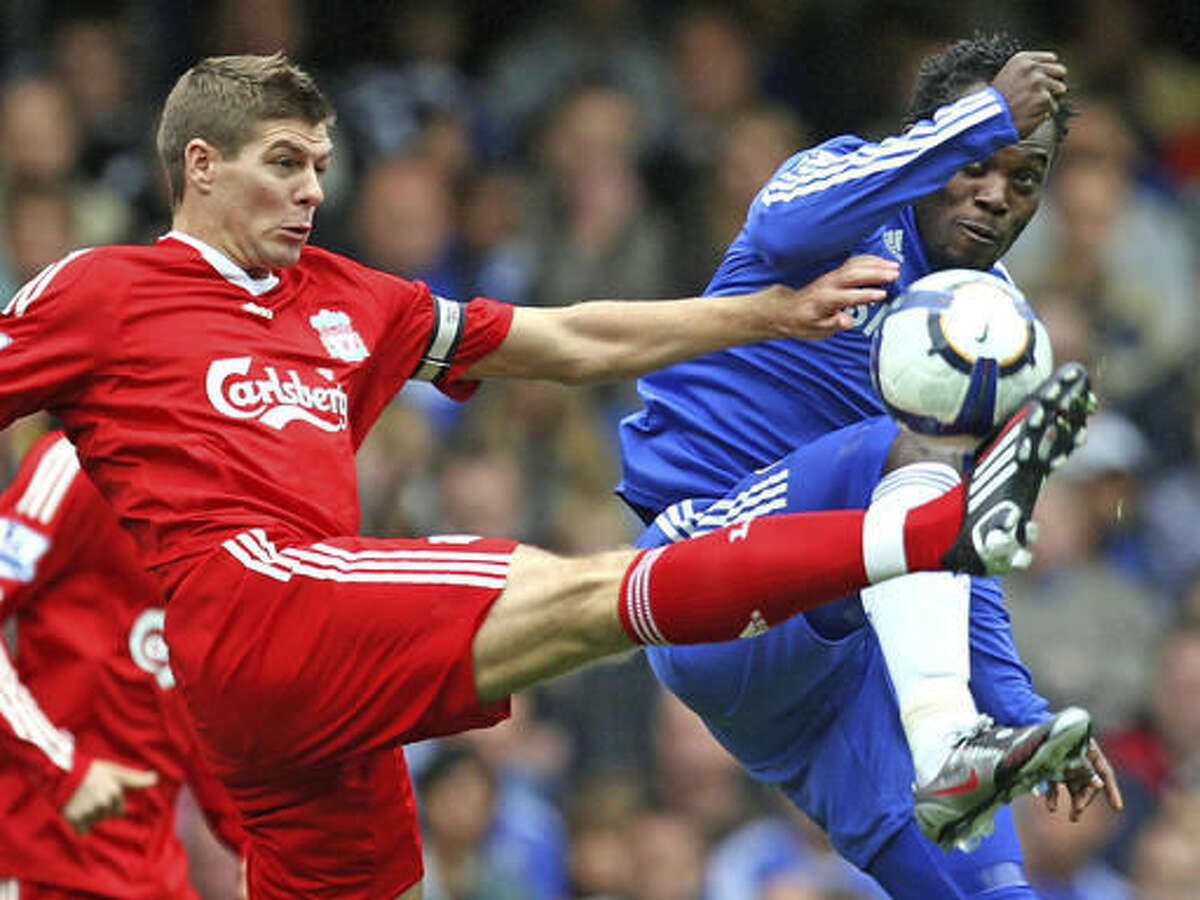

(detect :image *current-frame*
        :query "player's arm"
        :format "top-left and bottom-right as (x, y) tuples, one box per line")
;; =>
(0, 631), (95, 813)
(465, 255), (898, 383)
(0, 602), (150, 836)
(745, 52), (1065, 269)
(966, 577), (1050, 726)
(0, 443), (157, 833)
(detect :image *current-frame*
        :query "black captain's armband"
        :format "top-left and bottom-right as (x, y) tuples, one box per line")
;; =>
(411, 295), (465, 383)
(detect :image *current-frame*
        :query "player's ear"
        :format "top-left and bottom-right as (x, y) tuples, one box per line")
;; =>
(183, 138), (220, 195)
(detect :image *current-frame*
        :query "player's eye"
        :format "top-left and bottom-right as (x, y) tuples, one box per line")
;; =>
(1012, 169), (1043, 194)
(962, 162), (987, 178)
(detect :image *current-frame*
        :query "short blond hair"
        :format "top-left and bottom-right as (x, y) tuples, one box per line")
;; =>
(156, 52), (333, 206)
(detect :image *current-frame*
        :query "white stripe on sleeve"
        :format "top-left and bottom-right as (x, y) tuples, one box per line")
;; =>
(0, 647), (74, 770)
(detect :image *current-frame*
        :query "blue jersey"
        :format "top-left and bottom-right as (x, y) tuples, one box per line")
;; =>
(619, 87), (1047, 895)
(617, 87), (1018, 514)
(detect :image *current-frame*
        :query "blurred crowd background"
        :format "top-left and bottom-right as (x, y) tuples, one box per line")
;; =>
(1, 0), (1198, 897)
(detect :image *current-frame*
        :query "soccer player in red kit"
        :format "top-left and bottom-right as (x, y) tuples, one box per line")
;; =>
(0, 55), (1092, 897)
(0, 428), (245, 898)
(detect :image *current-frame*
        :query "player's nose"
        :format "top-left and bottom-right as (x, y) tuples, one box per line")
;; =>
(973, 173), (1008, 214)
(297, 165), (324, 207)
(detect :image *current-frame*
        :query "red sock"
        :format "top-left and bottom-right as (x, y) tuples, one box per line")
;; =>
(618, 487), (966, 645)
(902, 483), (965, 571)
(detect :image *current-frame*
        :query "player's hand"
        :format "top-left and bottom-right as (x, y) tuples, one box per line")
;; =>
(1041, 738), (1124, 822)
(62, 758), (159, 834)
(768, 254), (899, 341)
(991, 51), (1068, 137)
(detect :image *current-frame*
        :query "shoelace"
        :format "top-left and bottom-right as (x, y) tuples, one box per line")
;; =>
(949, 714), (996, 748)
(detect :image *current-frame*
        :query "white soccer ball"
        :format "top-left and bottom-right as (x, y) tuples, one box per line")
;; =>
(869, 269), (1052, 436)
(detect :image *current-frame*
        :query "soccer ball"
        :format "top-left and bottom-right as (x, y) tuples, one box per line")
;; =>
(869, 269), (1052, 436)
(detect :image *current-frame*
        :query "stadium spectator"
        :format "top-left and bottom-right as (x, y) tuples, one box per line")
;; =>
(0, 180), (77, 299)
(1143, 372), (1200, 601)
(674, 103), (807, 293)
(529, 81), (682, 311)
(1105, 624), (1200, 800)
(651, 6), (765, 212)
(415, 742), (534, 900)
(704, 797), (887, 899)
(49, 13), (157, 215)
(1102, 623), (1200, 871)
(1005, 475), (1167, 732)
(1129, 790), (1200, 896)
(482, 0), (669, 159)
(1002, 96), (1199, 459)
(627, 809), (707, 900)
(0, 74), (132, 247)
(1014, 795), (1132, 899)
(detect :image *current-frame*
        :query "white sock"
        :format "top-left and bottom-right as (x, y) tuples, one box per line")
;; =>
(860, 461), (979, 785)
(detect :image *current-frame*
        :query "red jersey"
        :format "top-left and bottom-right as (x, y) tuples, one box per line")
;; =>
(0, 430), (243, 897)
(0, 234), (513, 593)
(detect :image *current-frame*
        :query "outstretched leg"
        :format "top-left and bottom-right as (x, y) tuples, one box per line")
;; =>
(473, 363), (1094, 702)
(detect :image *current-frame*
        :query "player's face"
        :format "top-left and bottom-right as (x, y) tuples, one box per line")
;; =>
(211, 118), (332, 275)
(913, 116), (1057, 271)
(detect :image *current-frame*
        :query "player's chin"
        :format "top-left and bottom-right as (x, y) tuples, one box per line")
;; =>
(942, 243), (1000, 272)
(267, 241), (304, 269)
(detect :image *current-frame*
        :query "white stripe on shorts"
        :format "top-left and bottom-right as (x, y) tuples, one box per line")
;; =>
(223, 530), (511, 589)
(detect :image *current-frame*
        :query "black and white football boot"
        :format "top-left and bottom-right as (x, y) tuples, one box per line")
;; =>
(943, 362), (1095, 576)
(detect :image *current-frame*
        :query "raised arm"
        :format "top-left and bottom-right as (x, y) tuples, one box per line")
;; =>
(466, 255), (898, 383)
(746, 89), (1017, 268)
(745, 51), (1066, 269)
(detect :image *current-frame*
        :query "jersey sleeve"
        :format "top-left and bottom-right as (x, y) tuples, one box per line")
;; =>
(0, 250), (110, 430)
(0, 432), (94, 809)
(347, 263), (514, 445)
(405, 291), (515, 401)
(967, 576), (1050, 726)
(0, 643), (92, 809)
(744, 87), (1018, 269)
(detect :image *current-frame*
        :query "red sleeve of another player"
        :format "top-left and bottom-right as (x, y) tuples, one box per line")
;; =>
(0, 433), (94, 807)
(0, 250), (109, 430)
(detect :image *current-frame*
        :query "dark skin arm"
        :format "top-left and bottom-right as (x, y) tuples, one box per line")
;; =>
(990, 51), (1069, 138)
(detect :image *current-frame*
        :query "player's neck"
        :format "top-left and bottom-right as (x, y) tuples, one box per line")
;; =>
(171, 208), (271, 279)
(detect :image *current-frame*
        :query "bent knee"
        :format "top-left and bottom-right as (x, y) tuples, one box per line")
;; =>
(883, 429), (971, 474)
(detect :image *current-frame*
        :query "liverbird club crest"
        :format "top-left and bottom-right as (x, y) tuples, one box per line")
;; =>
(309, 309), (370, 363)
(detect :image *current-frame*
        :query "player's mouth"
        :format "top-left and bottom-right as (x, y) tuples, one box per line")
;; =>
(279, 224), (312, 242)
(956, 219), (1001, 245)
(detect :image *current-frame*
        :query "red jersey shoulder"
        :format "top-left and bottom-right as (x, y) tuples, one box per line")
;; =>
(295, 245), (430, 307)
(0, 245), (163, 320)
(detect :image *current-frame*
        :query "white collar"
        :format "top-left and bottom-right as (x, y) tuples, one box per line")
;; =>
(161, 230), (281, 297)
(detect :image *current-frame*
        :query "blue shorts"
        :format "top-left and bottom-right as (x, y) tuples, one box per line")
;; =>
(640, 417), (1041, 896)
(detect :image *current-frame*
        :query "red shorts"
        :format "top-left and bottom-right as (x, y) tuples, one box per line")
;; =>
(164, 532), (517, 898)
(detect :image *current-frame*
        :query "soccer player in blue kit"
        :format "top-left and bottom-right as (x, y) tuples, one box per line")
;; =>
(618, 35), (1123, 899)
